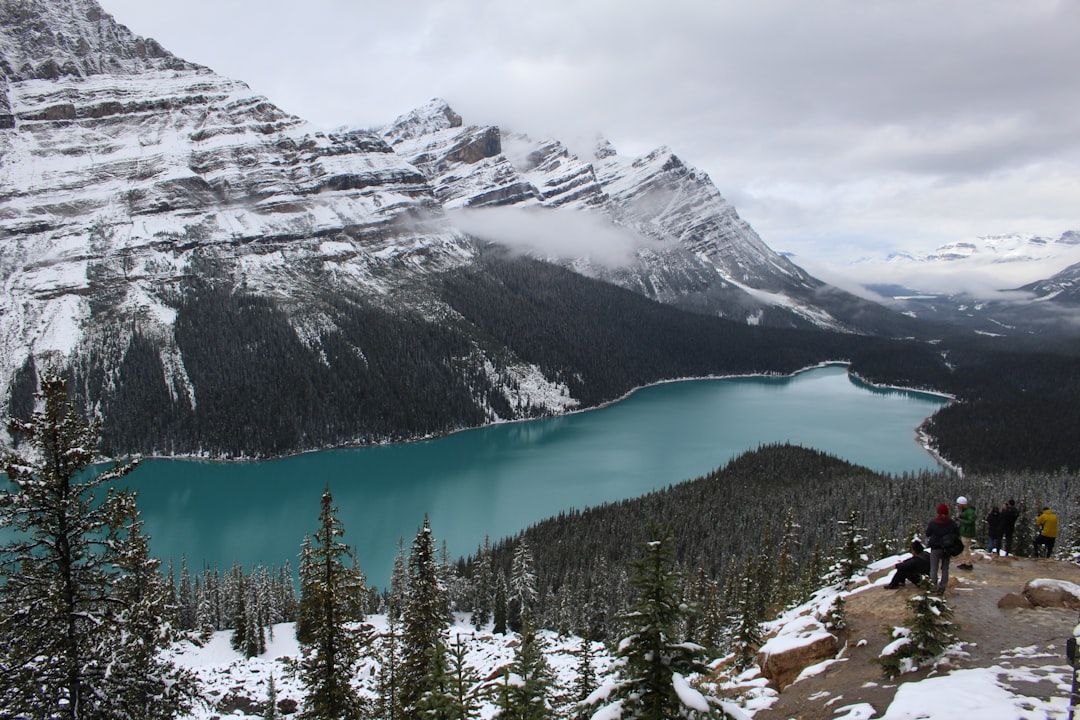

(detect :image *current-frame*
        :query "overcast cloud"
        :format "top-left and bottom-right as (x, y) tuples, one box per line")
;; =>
(96, 0), (1080, 280)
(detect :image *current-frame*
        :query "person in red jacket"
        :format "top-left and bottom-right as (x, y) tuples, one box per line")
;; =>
(925, 503), (960, 594)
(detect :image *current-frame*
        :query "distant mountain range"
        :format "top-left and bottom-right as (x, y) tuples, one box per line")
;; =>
(854, 232), (1080, 335)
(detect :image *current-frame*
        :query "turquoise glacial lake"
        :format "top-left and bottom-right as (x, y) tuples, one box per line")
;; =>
(122, 364), (948, 588)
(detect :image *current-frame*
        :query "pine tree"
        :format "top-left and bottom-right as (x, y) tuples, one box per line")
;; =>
(493, 568), (509, 635)
(572, 635), (597, 715)
(264, 673), (280, 720)
(0, 368), (196, 719)
(587, 527), (733, 719)
(374, 612), (405, 720)
(296, 488), (369, 720)
(729, 559), (764, 672)
(774, 509), (801, 610)
(876, 581), (960, 678)
(836, 508), (870, 581)
(494, 618), (555, 720)
(108, 493), (200, 716)
(401, 515), (451, 714)
(389, 536), (409, 619)
(472, 537), (494, 630)
(178, 557), (195, 631)
(509, 538), (538, 633)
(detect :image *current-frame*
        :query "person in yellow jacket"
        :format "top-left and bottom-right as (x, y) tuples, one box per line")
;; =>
(1034, 507), (1058, 558)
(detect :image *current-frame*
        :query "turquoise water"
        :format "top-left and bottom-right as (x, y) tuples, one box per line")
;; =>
(118, 365), (949, 588)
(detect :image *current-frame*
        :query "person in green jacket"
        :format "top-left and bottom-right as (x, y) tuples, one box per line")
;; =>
(1035, 507), (1058, 558)
(956, 496), (977, 570)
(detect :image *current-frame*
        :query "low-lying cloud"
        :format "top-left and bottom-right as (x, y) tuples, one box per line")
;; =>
(448, 206), (659, 268)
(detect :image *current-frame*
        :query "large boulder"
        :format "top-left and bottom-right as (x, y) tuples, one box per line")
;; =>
(1023, 578), (1080, 609)
(757, 615), (839, 690)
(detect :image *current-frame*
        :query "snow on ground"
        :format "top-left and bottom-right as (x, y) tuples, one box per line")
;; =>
(714, 554), (1079, 719)
(169, 560), (1080, 719)
(169, 613), (614, 719)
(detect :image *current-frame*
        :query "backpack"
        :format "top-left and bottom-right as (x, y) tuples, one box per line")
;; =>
(942, 532), (963, 557)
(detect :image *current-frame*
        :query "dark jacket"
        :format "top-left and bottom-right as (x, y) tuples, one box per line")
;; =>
(926, 515), (960, 550)
(987, 507), (1003, 539)
(900, 550), (931, 576)
(1001, 504), (1020, 533)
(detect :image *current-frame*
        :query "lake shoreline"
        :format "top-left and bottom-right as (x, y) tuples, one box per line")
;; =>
(116, 361), (955, 467)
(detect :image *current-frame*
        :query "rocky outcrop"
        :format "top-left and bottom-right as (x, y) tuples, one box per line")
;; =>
(757, 615), (840, 690)
(1022, 578), (1080, 609)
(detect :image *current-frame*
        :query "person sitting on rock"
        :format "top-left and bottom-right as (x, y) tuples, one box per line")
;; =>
(885, 540), (932, 589)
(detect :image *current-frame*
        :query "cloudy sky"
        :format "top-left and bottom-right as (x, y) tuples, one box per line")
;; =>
(97, 0), (1080, 281)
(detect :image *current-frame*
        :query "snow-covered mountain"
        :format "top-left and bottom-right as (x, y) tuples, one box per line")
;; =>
(841, 231), (1080, 336)
(0, 0), (920, 456)
(379, 98), (906, 332)
(0, 0), (476, 425)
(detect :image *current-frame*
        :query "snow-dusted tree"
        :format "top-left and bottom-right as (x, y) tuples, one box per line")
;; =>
(178, 556), (196, 631)
(401, 515), (451, 714)
(509, 538), (538, 632)
(835, 508), (871, 581)
(587, 527), (737, 719)
(773, 509), (801, 610)
(415, 636), (487, 720)
(728, 559), (764, 672)
(264, 673), (280, 720)
(471, 537), (494, 630)
(493, 567), (509, 635)
(0, 368), (196, 719)
(296, 488), (369, 720)
(571, 634), (598, 716)
(494, 618), (555, 720)
(389, 536), (409, 618)
(374, 612), (405, 720)
(876, 582), (959, 679)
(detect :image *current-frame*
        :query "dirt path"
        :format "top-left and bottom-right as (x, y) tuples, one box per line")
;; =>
(752, 554), (1080, 719)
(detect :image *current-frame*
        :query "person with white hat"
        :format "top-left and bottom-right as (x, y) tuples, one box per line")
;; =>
(956, 496), (977, 570)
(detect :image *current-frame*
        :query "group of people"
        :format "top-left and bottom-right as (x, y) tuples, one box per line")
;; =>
(885, 497), (1060, 594)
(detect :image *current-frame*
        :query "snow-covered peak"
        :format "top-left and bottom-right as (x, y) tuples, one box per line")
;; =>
(898, 231), (1080, 265)
(382, 97), (464, 146)
(0, 0), (196, 81)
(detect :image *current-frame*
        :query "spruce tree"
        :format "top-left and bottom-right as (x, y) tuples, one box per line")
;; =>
(493, 568), (509, 635)
(495, 618), (555, 720)
(836, 508), (870, 581)
(401, 515), (451, 714)
(295, 488), (368, 720)
(876, 581), (960, 678)
(572, 635), (597, 715)
(509, 538), (538, 633)
(264, 673), (280, 720)
(471, 537), (494, 630)
(374, 612), (405, 720)
(588, 527), (734, 719)
(0, 369), (196, 719)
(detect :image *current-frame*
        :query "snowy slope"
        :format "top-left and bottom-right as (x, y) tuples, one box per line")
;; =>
(169, 558), (1075, 719)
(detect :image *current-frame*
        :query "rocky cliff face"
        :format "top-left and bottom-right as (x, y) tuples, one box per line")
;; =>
(0, 0), (475, 414)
